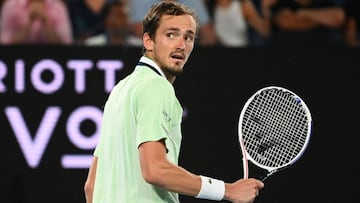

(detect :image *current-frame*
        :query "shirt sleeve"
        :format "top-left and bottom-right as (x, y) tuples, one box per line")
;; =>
(135, 78), (173, 148)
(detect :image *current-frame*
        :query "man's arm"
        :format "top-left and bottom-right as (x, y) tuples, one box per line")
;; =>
(84, 156), (98, 203)
(138, 140), (264, 202)
(139, 140), (201, 196)
(296, 7), (345, 28)
(273, 8), (319, 30)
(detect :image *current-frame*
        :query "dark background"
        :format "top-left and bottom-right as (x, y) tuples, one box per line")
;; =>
(0, 46), (358, 203)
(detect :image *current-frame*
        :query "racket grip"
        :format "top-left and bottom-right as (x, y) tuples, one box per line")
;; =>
(242, 157), (248, 179)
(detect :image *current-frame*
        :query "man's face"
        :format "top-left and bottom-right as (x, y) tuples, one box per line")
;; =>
(144, 14), (196, 77)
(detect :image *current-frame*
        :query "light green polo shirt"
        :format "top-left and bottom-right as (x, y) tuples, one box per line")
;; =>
(92, 56), (183, 203)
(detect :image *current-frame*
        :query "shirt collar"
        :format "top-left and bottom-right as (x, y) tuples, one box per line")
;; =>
(139, 56), (166, 78)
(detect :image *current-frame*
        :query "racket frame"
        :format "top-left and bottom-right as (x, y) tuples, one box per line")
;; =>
(238, 86), (312, 179)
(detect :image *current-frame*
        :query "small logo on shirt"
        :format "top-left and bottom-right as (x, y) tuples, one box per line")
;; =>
(162, 111), (171, 123)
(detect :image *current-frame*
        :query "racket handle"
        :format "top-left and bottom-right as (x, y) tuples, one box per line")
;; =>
(242, 157), (248, 179)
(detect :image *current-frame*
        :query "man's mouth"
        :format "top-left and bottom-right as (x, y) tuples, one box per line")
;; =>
(171, 53), (185, 60)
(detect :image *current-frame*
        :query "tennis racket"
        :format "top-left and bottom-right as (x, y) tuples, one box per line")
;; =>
(238, 86), (312, 181)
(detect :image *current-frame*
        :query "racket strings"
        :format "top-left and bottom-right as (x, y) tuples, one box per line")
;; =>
(242, 88), (310, 168)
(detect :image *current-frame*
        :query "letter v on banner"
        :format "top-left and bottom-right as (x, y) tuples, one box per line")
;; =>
(5, 106), (61, 168)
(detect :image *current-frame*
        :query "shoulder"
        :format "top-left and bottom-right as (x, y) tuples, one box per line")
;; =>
(142, 77), (173, 96)
(133, 70), (174, 98)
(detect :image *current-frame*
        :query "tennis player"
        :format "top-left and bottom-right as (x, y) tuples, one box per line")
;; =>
(84, 1), (264, 203)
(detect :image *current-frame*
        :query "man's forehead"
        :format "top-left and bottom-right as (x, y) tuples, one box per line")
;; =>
(159, 15), (197, 33)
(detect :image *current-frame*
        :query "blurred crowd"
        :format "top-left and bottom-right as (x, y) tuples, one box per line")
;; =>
(0, 0), (358, 47)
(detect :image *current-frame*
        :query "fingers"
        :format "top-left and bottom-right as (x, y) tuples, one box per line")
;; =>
(225, 178), (265, 203)
(256, 179), (264, 189)
(248, 178), (264, 197)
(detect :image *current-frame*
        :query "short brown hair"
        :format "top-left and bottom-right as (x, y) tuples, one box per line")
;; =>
(142, 1), (199, 43)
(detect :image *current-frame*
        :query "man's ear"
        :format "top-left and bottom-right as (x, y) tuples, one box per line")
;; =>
(143, 33), (153, 51)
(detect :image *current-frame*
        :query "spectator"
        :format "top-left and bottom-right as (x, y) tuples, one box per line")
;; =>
(84, 0), (142, 46)
(0, 0), (5, 34)
(343, 0), (360, 47)
(266, 0), (345, 47)
(66, 0), (109, 44)
(128, 0), (218, 46)
(0, 0), (72, 44)
(211, 0), (275, 47)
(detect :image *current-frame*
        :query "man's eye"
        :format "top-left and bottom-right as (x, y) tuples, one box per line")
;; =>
(167, 33), (175, 38)
(185, 35), (194, 42)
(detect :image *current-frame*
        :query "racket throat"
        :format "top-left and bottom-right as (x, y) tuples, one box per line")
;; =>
(261, 169), (278, 182)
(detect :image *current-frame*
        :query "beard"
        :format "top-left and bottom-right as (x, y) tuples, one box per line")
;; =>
(154, 55), (185, 77)
(162, 62), (184, 77)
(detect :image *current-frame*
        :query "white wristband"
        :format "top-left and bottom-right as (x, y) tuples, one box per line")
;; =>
(195, 175), (225, 201)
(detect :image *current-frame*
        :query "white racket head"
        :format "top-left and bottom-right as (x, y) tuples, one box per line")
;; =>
(238, 86), (312, 176)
